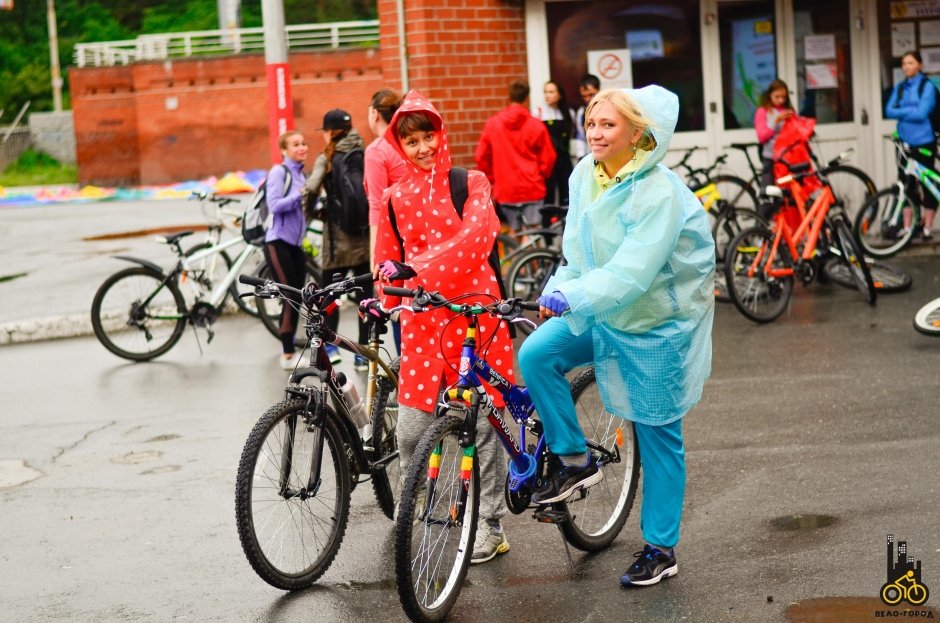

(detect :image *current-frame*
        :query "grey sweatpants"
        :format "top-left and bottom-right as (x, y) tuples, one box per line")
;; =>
(397, 404), (508, 524)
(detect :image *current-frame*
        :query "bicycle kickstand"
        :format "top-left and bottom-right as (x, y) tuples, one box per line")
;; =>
(557, 525), (576, 579)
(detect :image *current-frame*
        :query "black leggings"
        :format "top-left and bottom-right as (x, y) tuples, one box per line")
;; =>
(322, 262), (373, 346)
(263, 239), (306, 353)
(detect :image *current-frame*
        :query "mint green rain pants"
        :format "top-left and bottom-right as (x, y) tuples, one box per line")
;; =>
(518, 316), (686, 548)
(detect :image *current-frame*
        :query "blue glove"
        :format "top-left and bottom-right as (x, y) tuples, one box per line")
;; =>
(538, 291), (569, 315)
(378, 260), (416, 281)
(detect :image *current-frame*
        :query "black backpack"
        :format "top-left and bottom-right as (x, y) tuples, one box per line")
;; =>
(898, 78), (940, 135)
(326, 148), (369, 235)
(387, 167), (507, 300)
(242, 164), (290, 246)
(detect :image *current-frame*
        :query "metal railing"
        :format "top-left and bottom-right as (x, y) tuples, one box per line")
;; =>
(73, 20), (379, 68)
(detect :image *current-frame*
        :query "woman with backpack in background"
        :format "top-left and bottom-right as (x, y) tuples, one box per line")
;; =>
(886, 50), (938, 241)
(265, 130), (309, 370)
(754, 79), (796, 189)
(304, 109), (373, 369)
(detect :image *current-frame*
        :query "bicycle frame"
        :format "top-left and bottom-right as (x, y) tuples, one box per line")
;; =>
(751, 176), (836, 279)
(178, 235), (259, 308)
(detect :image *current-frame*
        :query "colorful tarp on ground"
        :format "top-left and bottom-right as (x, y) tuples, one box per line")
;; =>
(0, 169), (267, 206)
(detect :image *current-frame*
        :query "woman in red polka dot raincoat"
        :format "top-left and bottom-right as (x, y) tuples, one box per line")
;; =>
(371, 90), (515, 563)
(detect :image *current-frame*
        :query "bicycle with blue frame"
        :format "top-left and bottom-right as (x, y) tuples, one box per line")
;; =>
(854, 134), (936, 258)
(385, 285), (639, 623)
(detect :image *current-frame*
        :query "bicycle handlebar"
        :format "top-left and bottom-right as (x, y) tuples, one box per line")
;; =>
(239, 272), (375, 306)
(384, 285), (541, 314)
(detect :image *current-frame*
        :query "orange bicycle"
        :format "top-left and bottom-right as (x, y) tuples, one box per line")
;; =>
(724, 161), (876, 323)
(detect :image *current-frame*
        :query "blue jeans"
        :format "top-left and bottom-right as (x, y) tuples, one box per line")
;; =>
(518, 316), (686, 548)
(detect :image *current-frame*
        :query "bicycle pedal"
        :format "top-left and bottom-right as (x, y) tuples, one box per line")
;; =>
(533, 507), (570, 524)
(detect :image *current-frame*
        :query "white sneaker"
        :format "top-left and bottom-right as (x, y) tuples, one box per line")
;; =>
(279, 354), (301, 370)
(470, 523), (509, 564)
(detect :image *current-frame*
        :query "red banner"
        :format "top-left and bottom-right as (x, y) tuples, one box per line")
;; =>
(265, 62), (294, 165)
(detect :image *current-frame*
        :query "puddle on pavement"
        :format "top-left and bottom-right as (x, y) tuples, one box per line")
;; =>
(0, 272), (27, 283)
(785, 597), (938, 622)
(770, 513), (838, 531)
(146, 434), (181, 443)
(0, 459), (43, 488)
(112, 450), (162, 464)
(83, 224), (207, 242)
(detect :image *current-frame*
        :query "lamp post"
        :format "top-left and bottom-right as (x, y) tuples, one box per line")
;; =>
(47, 0), (63, 112)
(260, 0), (294, 164)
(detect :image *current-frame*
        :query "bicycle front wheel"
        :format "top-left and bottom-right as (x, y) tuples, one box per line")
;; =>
(832, 216), (876, 305)
(854, 187), (915, 258)
(91, 266), (187, 361)
(235, 399), (351, 590)
(560, 368), (639, 552)
(822, 257), (912, 294)
(371, 357), (401, 519)
(395, 413), (478, 623)
(724, 226), (794, 323)
(913, 296), (940, 336)
(505, 248), (560, 335)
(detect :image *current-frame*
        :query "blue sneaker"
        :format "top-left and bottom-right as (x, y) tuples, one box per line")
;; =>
(620, 545), (678, 587)
(354, 354), (369, 371)
(324, 344), (342, 364)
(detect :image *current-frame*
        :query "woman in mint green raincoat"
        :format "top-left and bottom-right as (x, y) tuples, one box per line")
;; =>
(518, 85), (714, 588)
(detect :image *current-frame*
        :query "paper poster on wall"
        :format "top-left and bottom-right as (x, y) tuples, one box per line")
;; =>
(587, 49), (633, 90)
(922, 46), (940, 71)
(892, 22), (916, 57)
(891, 1), (940, 19)
(805, 63), (839, 89)
(804, 35), (836, 60)
(625, 30), (664, 60)
(920, 20), (940, 44)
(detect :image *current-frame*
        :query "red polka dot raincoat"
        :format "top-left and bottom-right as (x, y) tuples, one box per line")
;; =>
(375, 91), (515, 411)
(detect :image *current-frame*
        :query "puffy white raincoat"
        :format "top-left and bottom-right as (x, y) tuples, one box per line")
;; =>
(546, 85), (715, 426)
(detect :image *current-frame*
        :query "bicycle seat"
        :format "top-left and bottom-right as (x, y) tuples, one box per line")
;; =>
(160, 231), (194, 244)
(728, 142), (759, 151)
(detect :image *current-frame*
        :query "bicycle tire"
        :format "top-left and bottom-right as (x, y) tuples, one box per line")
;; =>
(234, 399), (351, 590)
(91, 266), (188, 361)
(913, 296), (940, 336)
(256, 258), (324, 341)
(711, 207), (766, 263)
(724, 225), (794, 323)
(505, 248), (560, 336)
(854, 187), (916, 258)
(832, 215), (876, 305)
(182, 242), (234, 308)
(371, 356), (401, 519)
(820, 164), (876, 222)
(559, 368), (639, 552)
(822, 257), (912, 294)
(395, 412), (478, 623)
(710, 174), (760, 215)
(232, 246), (266, 317)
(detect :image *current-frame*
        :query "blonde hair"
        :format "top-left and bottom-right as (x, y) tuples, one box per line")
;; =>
(584, 89), (657, 151)
(277, 130), (303, 152)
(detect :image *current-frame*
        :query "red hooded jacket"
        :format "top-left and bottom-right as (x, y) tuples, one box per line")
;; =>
(474, 103), (556, 204)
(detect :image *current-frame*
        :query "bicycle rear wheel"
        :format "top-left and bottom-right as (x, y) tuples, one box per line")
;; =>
(724, 226), (794, 323)
(822, 257), (912, 294)
(91, 266), (188, 361)
(559, 368), (639, 552)
(832, 216), (876, 305)
(371, 357), (401, 519)
(821, 164), (876, 222)
(505, 248), (560, 335)
(235, 399), (351, 590)
(395, 412), (478, 623)
(854, 187), (916, 258)
(913, 296), (940, 336)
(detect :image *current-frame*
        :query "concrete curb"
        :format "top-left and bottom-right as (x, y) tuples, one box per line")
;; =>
(0, 313), (92, 346)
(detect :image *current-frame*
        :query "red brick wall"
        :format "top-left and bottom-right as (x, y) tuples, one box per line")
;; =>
(70, 48), (384, 185)
(378, 0), (528, 167)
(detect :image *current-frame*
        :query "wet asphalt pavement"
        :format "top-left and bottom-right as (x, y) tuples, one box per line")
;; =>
(1, 199), (939, 622)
